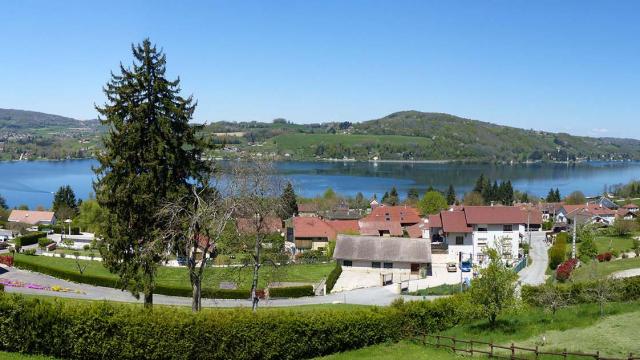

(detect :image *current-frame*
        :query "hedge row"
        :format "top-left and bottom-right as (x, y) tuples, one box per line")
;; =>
(325, 263), (342, 294)
(39, 225), (80, 235)
(0, 291), (476, 360)
(14, 232), (47, 247)
(521, 276), (640, 306)
(13, 256), (312, 300)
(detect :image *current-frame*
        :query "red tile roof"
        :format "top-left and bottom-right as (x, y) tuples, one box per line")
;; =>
(8, 210), (56, 225)
(406, 223), (423, 238)
(562, 204), (616, 217)
(622, 203), (639, 209)
(325, 220), (360, 234)
(236, 217), (283, 234)
(441, 211), (473, 233)
(293, 217), (337, 240)
(463, 206), (542, 225)
(361, 205), (421, 225)
(358, 221), (404, 236)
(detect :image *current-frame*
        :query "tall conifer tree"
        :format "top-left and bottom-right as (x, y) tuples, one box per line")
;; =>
(94, 39), (209, 307)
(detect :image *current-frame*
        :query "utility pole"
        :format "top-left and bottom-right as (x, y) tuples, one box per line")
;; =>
(572, 212), (577, 259)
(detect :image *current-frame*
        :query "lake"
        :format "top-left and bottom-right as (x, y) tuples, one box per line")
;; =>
(1, 159), (640, 209)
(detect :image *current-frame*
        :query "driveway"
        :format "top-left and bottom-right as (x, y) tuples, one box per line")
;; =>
(518, 231), (548, 286)
(612, 268), (640, 279)
(0, 265), (435, 307)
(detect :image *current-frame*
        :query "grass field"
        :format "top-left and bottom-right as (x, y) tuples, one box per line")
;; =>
(0, 352), (57, 360)
(14, 254), (334, 289)
(571, 256), (640, 282)
(410, 283), (462, 296)
(317, 301), (640, 359)
(593, 235), (636, 253)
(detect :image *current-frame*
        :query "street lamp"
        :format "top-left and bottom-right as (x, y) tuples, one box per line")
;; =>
(64, 219), (72, 236)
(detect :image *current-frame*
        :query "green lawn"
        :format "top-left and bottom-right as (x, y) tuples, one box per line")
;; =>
(593, 235), (635, 253)
(14, 254), (334, 289)
(410, 283), (462, 296)
(571, 256), (640, 282)
(0, 352), (57, 360)
(319, 301), (640, 359)
(316, 341), (459, 360)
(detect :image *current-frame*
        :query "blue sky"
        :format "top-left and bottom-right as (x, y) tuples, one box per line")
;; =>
(1, 1), (639, 138)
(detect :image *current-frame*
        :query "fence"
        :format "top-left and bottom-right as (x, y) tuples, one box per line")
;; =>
(513, 255), (527, 273)
(422, 334), (638, 360)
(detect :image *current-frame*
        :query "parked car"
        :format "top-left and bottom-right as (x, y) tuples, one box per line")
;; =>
(460, 261), (472, 272)
(446, 262), (457, 272)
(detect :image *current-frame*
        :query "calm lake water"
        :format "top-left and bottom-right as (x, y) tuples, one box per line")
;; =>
(1, 159), (640, 209)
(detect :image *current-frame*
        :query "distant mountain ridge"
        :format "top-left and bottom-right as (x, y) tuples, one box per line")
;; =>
(0, 108), (99, 131)
(1, 108), (639, 162)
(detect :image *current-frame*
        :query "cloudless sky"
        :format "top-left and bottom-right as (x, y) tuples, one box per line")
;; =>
(1, 1), (639, 138)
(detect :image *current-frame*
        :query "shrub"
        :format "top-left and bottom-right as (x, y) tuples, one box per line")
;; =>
(549, 234), (568, 270)
(14, 231), (47, 247)
(38, 238), (53, 249)
(269, 285), (314, 298)
(326, 263), (342, 293)
(0, 255), (13, 267)
(522, 276), (640, 306)
(611, 249), (620, 258)
(23, 249), (37, 256)
(0, 291), (480, 360)
(596, 252), (613, 262)
(555, 258), (578, 282)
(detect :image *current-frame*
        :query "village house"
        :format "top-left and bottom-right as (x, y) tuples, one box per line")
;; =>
(423, 206), (543, 266)
(289, 217), (360, 252)
(556, 203), (617, 226)
(538, 202), (563, 222)
(617, 204), (639, 221)
(358, 205), (421, 237)
(7, 210), (56, 225)
(333, 234), (432, 288)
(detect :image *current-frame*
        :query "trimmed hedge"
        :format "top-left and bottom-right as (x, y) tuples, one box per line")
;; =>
(13, 256), (310, 300)
(270, 285), (314, 298)
(522, 276), (640, 306)
(0, 291), (476, 360)
(326, 263), (342, 294)
(14, 232), (47, 247)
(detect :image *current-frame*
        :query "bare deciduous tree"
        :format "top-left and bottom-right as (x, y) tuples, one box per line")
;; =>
(231, 161), (286, 312)
(160, 166), (239, 312)
(537, 284), (567, 320)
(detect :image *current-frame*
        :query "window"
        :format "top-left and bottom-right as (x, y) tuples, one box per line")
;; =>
(383, 262), (393, 269)
(477, 225), (488, 232)
(371, 261), (381, 268)
(503, 224), (513, 232)
(455, 236), (464, 245)
(343, 260), (352, 267)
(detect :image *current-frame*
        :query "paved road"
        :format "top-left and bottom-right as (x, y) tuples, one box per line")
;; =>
(612, 268), (640, 279)
(518, 232), (549, 286)
(0, 265), (435, 307)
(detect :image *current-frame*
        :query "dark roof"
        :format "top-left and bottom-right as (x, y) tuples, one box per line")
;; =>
(333, 235), (431, 263)
(441, 211), (473, 233)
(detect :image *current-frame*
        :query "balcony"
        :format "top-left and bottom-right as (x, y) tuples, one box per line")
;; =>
(430, 242), (449, 254)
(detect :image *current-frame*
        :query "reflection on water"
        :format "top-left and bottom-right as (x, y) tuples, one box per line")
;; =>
(1, 160), (639, 208)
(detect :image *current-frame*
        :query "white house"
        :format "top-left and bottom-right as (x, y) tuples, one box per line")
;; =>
(333, 235), (432, 287)
(423, 206), (542, 267)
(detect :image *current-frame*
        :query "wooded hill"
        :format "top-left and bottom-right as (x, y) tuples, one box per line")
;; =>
(2, 108), (639, 162)
(206, 111), (640, 162)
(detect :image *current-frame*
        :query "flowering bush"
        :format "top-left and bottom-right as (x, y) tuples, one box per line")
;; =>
(0, 255), (13, 267)
(596, 252), (613, 262)
(555, 258), (578, 281)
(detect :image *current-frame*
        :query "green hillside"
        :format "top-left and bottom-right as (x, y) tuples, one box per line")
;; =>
(207, 111), (640, 162)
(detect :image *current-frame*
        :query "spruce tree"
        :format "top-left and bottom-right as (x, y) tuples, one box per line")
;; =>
(279, 182), (298, 219)
(388, 186), (399, 205)
(474, 174), (486, 193)
(52, 185), (78, 219)
(554, 188), (561, 202)
(0, 193), (8, 210)
(546, 188), (555, 202)
(94, 39), (210, 307)
(503, 181), (514, 205)
(446, 184), (456, 205)
(407, 188), (420, 203)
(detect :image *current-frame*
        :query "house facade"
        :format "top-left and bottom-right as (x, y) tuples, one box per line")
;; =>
(423, 206), (542, 267)
(556, 204), (617, 225)
(333, 235), (432, 284)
